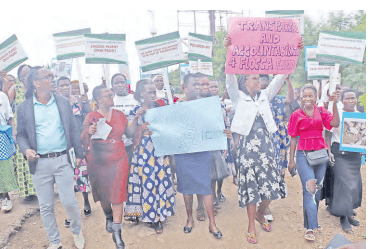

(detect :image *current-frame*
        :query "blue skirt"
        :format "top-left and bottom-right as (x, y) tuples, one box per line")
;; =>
(175, 151), (211, 195)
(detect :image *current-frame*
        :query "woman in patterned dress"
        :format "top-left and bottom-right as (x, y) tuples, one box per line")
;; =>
(8, 65), (37, 200)
(225, 36), (290, 244)
(124, 79), (175, 234)
(57, 77), (92, 218)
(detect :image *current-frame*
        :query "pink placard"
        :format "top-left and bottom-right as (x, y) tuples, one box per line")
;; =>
(225, 17), (302, 75)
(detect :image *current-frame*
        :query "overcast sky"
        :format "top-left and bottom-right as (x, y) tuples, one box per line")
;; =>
(0, 2), (364, 96)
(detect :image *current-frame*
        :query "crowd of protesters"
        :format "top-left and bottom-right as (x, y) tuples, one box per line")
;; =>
(0, 34), (365, 249)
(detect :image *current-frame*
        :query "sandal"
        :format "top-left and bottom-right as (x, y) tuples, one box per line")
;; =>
(196, 208), (206, 221)
(154, 221), (163, 234)
(218, 193), (226, 202)
(305, 229), (315, 241)
(255, 214), (271, 232)
(247, 233), (258, 244)
(213, 201), (221, 209)
(125, 217), (139, 223)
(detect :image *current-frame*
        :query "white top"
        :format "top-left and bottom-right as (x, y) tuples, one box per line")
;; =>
(226, 74), (287, 136)
(112, 94), (139, 146)
(0, 91), (13, 126)
(113, 94), (140, 116)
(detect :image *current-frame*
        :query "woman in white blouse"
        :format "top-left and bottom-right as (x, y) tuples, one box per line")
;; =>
(224, 36), (293, 244)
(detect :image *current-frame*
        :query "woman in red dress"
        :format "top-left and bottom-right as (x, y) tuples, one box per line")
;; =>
(82, 84), (133, 249)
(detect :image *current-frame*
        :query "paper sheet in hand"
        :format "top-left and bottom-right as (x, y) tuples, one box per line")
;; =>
(145, 96), (227, 157)
(91, 118), (112, 140)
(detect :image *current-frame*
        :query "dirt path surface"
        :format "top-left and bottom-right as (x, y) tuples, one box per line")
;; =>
(2, 166), (366, 249)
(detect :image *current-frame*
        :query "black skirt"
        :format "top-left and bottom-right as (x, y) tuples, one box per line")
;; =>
(329, 142), (362, 217)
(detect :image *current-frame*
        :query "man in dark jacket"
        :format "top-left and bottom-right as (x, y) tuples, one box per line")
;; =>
(16, 67), (85, 249)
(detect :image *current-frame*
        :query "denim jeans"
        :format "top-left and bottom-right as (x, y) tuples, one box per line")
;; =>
(296, 150), (327, 230)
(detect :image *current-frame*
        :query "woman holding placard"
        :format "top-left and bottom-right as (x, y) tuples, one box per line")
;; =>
(224, 35), (295, 244)
(124, 79), (175, 234)
(288, 84), (340, 241)
(82, 84), (133, 249)
(325, 89), (363, 232)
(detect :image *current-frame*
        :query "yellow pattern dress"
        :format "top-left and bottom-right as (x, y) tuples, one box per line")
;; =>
(12, 85), (36, 197)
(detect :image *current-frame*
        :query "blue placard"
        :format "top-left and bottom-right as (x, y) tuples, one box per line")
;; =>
(305, 45), (318, 71)
(145, 96), (227, 156)
(340, 112), (366, 153)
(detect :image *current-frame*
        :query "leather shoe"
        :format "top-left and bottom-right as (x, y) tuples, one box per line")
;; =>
(106, 217), (113, 233)
(209, 227), (223, 239)
(112, 229), (125, 249)
(348, 216), (360, 226)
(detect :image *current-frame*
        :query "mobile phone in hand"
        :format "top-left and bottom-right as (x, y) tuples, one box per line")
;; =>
(290, 167), (297, 177)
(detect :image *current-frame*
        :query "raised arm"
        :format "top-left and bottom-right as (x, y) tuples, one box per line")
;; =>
(328, 91), (340, 127)
(225, 74), (239, 105)
(285, 76), (294, 104)
(223, 35), (239, 105)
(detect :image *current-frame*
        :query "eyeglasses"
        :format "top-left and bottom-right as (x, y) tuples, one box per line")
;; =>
(37, 75), (55, 82)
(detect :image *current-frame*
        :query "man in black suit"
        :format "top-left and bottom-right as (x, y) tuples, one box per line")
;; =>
(16, 67), (85, 249)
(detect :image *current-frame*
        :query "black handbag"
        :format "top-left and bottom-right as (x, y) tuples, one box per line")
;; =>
(303, 149), (329, 166)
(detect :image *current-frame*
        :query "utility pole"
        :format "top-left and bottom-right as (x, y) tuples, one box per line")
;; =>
(193, 11), (197, 33)
(209, 10), (216, 44)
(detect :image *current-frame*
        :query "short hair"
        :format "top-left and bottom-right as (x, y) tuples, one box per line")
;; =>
(57, 76), (70, 85)
(195, 72), (208, 80)
(111, 73), (127, 86)
(300, 83), (317, 96)
(134, 79), (152, 102)
(92, 84), (108, 102)
(25, 66), (42, 99)
(183, 73), (198, 87)
(259, 74), (269, 80)
(17, 64), (31, 80)
(341, 89), (357, 100)
(237, 75), (248, 93)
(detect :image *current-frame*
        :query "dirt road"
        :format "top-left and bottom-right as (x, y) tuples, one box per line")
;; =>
(2, 166), (366, 249)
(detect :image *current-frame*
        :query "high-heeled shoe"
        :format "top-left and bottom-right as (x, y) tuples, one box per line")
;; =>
(112, 229), (125, 249)
(209, 227), (222, 239)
